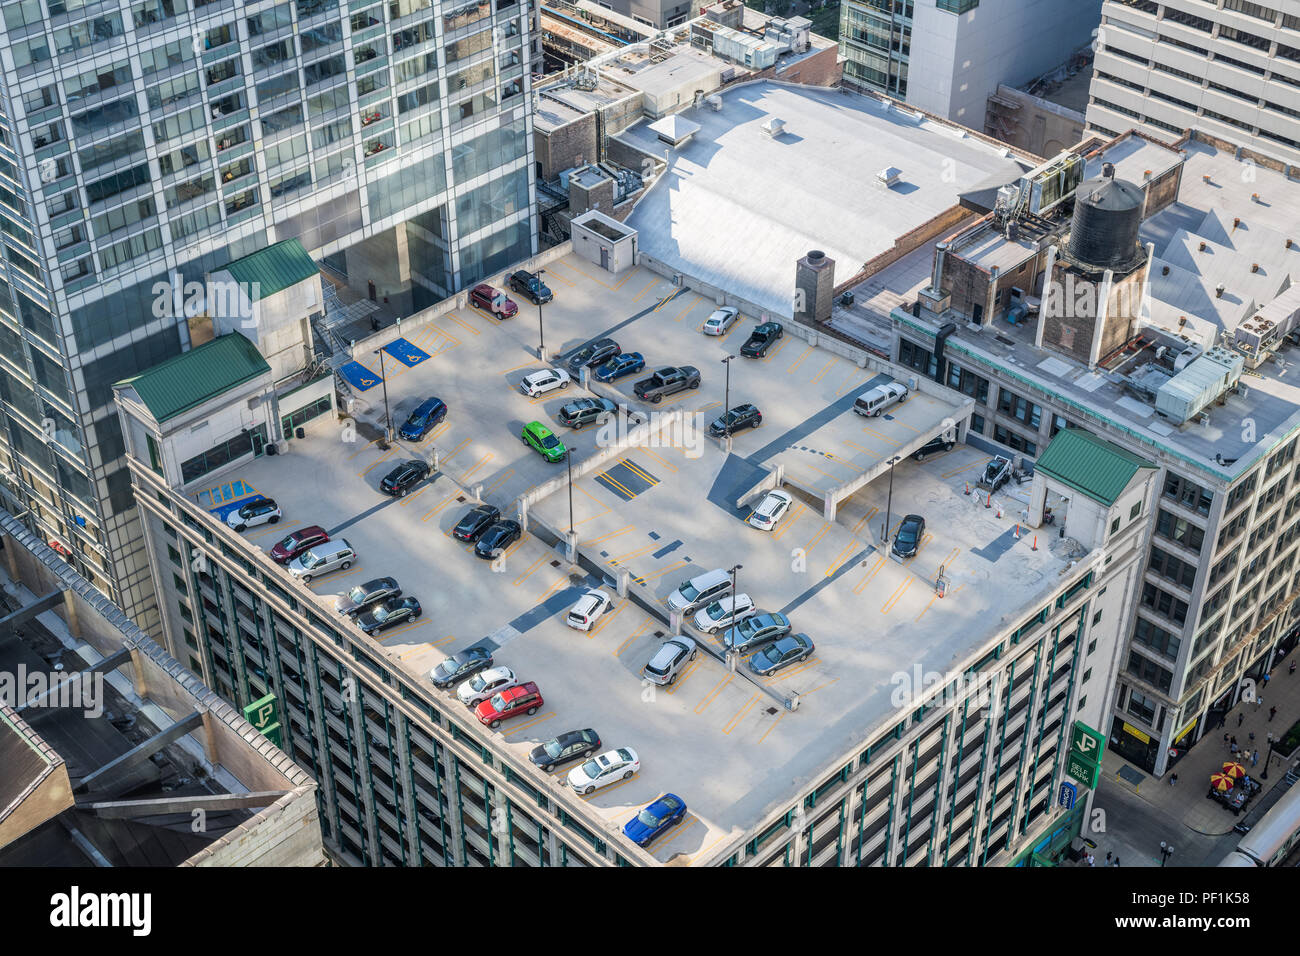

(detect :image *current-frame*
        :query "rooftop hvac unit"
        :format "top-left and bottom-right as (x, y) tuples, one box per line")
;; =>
(706, 94), (722, 111)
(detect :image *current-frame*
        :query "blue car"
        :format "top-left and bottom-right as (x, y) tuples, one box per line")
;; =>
(623, 793), (687, 847)
(594, 351), (645, 382)
(399, 396), (447, 441)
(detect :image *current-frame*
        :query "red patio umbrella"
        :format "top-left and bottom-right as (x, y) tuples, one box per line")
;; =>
(1221, 762), (1246, 780)
(1209, 772), (1235, 792)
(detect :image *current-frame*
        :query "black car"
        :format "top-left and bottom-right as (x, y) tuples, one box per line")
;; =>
(475, 519), (522, 559)
(335, 576), (401, 616)
(529, 728), (602, 773)
(356, 596), (422, 634)
(453, 504), (501, 542)
(565, 338), (621, 375)
(708, 403), (762, 437)
(912, 435), (956, 462)
(509, 269), (553, 305)
(430, 647), (493, 689)
(557, 397), (617, 430)
(893, 514), (926, 559)
(380, 459), (431, 497)
(741, 321), (784, 358)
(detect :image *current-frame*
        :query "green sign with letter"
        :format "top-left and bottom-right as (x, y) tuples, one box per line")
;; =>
(243, 693), (283, 749)
(1066, 751), (1100, 788)
(1066, 721), (1105, 789)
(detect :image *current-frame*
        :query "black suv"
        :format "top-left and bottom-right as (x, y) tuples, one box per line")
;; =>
(557, 397), (617, 430)
(708, 403), (762, 437)
(380, 459), (431, 497)
(912, 435), (956, 462)
(741, 321), (784, 358)
(509, 269), (553, 305)
(892, 514), (926, 558)
(565, 338), (621, 375)
(475, 520), (522, 559)
(453, 504), (501, 542)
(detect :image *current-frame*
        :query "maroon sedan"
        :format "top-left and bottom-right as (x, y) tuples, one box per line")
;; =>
(269, 525), (329, 564)
(469, 283), (517, 319)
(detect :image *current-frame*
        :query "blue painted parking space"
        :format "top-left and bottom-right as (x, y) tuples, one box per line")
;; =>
(208, 494), (269, 521)
(384, 337), (430, 367)
(339, 361), (382, 391)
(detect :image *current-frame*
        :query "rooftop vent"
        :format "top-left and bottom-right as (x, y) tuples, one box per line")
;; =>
(762, 117), (785, 137)
(876, 166), (902, 187)
(1102, 162), (1116, 178)
(1215, 284), (1226, 298)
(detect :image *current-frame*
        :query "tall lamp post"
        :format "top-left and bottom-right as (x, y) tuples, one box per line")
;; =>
(565, 444), (574, 536)
(374, 346), (393, 442)
(537, 269), (547, 359)
(1262, 732), (1276, 779)
(1159, 841), (1173, 867)
(728, 563), (742, 604)
(721, 354), (736, 440)
(880, 455), (901, 544)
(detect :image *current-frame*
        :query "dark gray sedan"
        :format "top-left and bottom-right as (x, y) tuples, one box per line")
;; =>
(722, 612), (791, 653)
(430, 647), (493, 689)
(335, 576), (401, 617)
(748, 633), (814, 676)
(565, 338), (621, 374)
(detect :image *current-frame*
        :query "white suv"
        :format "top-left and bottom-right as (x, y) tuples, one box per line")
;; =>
(566, 588), (614, 631)
(519, 368), (571, 397)
(693, 593), (755, 633)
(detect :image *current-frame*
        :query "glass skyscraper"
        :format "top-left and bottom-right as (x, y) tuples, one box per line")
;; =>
(0, 0), (538, 631)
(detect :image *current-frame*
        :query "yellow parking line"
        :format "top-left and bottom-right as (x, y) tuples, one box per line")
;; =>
(586, 602), (625, 639)
(760, 337), (789, 363)
(800, 678), (840, 698)
(481, 469), (514, 499)
(577, 774), (637, 800)
(499, 361), (536, 374)
(434, 325), (462, 345)
(723, 694), (761, 735)
(825, 541), (858, 577)
(803, 523), (830, 556)
(612, 541), (660, 563)
(638, 447), (677, 473)
(311, 566), (362, 589)
(881, 578), (912, 614)
(786, 344), (814, 374)
(765, 657), (819, 684)
(758, 711), (787, 744)
(631, 276), (659, 303)
(502, 712), (554, 736)
(440, 437), (471, 464)
(431, 634), (456, 647)
(851, 507), (879, 536)
(860, 425), (903, 448)
(460, 452), (492, 482)
(612, 268), (635, 290)
(542, 266), (576, 287)
(695, 674), (732, 714)
(513, 553), (549, 587)
(696, 400), (724, 415)
(395, 642), (433, 660)
(245, 524), (284, 540)
(378, 618), (430, 639)
(664, 655), (701, 694)
(360, 448), (398, 477)
(771, 502), (806, 540)
(809, 357), (837, 385)
(422, 494), (457, 522)
(916, 593), (941, 622)
(853, 555), (887, 594)
(398, 485), (431, 506)
(621, 459), (659, 486)
(672, 296), (701, 322)
(585, 524), (633, 545)
(347, 438), (381, 460)
(844, 439), (886, 458)
(635, 559), (691, 584)
(555, 258), (618, 291)
(537, 574), (570, 604)
(942, 456), (991, 480)
(716, 318), (747, 343)
(649, 812), (700, 848)
(597, 472), (638, 499)
(614, 618), (652, 658)
(444, 313), (481, 336)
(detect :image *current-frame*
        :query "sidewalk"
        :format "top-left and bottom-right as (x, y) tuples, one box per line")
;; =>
(1102, 645), (1300, 837)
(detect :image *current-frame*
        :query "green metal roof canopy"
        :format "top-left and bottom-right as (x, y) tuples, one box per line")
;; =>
(219, 237), (318, 300)
(1034, 428), (1156, 506)
(116, 334), (270, 423)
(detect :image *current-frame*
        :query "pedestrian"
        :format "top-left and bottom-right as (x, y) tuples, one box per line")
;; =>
(1171, 772), (1178, 786)
(1106, 850), (1113, 864)
(1231, 742), (1239, 756)
(1224, 732), (1231, 749)
(1218, 711), (1228, 728)
(1270, 706), (1277, 722)
(1256, 695), (1263, 711)
(1252, 750), (1259, 767)
(1263, 673), (1271, 687)
(1113, 856), (1121, 867)
(1086, 852), (1095, 867)
(1290, 660), (1296, 675)
(1249, 731), (1256, 743)
(1238, 712), (1245, 727)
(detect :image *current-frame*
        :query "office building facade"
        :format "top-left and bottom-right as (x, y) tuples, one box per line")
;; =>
(839, 0), (1102, 126)
(0, 0), (539, 633)
(1088, 0), (1300, 165)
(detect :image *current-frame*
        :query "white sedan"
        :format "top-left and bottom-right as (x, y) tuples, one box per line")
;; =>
(566, 588), (615, 631)
(747, 489), (793, 531)
(519, 368), (571, 397)
(567, 747), (640, 795)
(693, 593), (755, 633)
(456, 666), (518, 706)
(702, 307), (740, 336)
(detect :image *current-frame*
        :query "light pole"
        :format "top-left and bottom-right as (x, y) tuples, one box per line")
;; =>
(537, 269), (546, 359)
(565, 443), (574, 535)
(374, 346), (393, 442)
(880, 455), (901, 544)
(1262, 731), (1276, 779)
(721, 354), (736, 436)
(1159, 841), (1173, 866)
(729, 563), (742, 603)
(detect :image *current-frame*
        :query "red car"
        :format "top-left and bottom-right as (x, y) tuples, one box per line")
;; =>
(475, 682), (543, 728)
(469, 283), (517, 319)
(269, 525), (329, 564)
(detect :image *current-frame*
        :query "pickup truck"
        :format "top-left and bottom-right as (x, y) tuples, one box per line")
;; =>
(633, 366), (701, 403)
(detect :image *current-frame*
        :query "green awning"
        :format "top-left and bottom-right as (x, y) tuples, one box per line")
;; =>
(1035, 428), (1156, 506)
(116, 334), (270, 423)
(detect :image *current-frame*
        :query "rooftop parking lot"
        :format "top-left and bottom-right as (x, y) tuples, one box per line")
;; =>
(207, 253), (1079, 863)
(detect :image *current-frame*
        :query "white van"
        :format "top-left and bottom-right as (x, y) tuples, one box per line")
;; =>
(667, 568), (733, 614)
(853, 381), (908, 418)
(288, 539), (356, 582)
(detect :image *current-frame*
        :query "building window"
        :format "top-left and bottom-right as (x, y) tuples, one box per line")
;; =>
(992, 424), (1037, 456)
(997, 388), (1041, 428)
